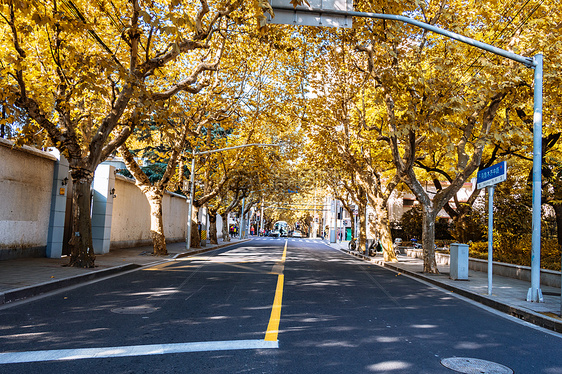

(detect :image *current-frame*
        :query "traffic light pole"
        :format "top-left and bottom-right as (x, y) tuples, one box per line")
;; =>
(272, 5), (544, 302)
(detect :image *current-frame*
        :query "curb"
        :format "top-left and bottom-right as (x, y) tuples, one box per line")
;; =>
(173, 239), (252, 259)
(337, 246), (562, 334)
(0, 264), (140, 305)
(382, 261), (562, 334)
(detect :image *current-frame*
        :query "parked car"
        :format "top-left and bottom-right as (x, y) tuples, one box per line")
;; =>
(393, 238), (403, 246)
(292, 230), (303, 238)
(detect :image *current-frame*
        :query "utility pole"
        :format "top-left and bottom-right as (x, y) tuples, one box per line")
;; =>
(270, 3), (544, 303)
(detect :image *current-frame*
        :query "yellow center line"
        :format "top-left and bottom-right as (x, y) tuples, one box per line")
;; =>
(264, 240), (287, 342)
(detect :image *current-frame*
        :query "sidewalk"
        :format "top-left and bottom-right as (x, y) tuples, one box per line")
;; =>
(0, 238), (249, 305)
(328, 240), (562, 334)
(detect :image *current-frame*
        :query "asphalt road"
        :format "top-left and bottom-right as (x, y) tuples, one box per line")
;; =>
(0, 238), (561, 373)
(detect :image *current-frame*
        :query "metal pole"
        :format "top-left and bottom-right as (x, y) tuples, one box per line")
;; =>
(353, 213), (359, 238)
(247, 208), (251, 236)
(196, 143), (281, 156)
(186, 156), (196, 250)
(330, 196), (332, 243)
(528, 53), (544, 302)
(313, 185), (317, 238)
(487, 186), (494, 296)
(341, 208), (345, 242)
(260, 203), (264, 237)
(365, 193), (369, 254)
(271, 6), (534, 68)
(240, 197), (246, 239)
(338, 204), (341, 243)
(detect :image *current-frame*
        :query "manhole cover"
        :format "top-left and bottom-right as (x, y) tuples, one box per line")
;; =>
(441, 357), (513, 374)
(111, 306), (158, 314)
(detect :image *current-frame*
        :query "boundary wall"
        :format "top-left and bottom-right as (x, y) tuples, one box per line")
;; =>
(0, 139), (57, 259)
(0, 141), (223, 259)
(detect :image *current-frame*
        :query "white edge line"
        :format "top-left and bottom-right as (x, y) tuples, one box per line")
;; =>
(0, 339), (279, 364)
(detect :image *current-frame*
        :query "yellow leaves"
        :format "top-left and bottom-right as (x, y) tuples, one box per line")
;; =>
(139, 9), (152, 25)
(164, 11), (194, 31)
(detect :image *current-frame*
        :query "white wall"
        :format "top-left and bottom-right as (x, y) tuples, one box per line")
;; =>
(109, 175), (190, 248)
(0, 139), (56, 259)
(0, 141), (229, 259)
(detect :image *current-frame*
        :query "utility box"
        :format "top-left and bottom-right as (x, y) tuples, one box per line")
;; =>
(450, 243), (469, 280)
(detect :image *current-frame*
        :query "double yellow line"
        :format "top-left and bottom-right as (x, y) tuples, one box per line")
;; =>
(264, 241), (287, 342)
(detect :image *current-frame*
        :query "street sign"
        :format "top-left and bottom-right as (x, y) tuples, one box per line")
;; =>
(476, 161), (507, 297)
(476, 161), (507, 190)
(268, 0), (353, 28)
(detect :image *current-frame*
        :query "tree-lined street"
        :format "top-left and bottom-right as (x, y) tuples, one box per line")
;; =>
(2, 1), (562, 372)
(1, 240), (560, 373)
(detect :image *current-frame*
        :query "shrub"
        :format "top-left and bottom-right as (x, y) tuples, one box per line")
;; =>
(469, 237), (561, 271)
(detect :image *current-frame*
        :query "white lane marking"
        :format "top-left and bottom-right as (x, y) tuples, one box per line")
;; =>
(0, 339), (278, 364)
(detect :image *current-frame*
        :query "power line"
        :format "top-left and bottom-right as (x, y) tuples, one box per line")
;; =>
(457, 0), (536, 88)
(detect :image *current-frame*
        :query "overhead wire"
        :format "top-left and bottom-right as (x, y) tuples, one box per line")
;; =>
(460, 0), (521, 67)
(456, 0), (537, 88)
(438, 0), (544, 104)
(459, 0), (532, 80)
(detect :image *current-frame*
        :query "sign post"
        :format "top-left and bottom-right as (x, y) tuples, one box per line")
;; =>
(477, 161), (507, 296)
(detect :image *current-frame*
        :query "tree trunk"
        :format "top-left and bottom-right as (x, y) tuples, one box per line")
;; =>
(209, 209), (218, 244)
(146, 189), (167, 256)
(358, 210), (366, 253)
(68, 172), (96, 268)
(190, 205), (201, 248)
(373, 201), (397, 262)
(552, 204), (562, 247)
(422, 206), (439, 273)
(221, 212), (231, 242)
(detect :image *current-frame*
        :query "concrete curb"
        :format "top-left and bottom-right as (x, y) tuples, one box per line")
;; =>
(337, 247), (562, 334)
(173, 239), (252, 259)
(0, 264), (140, 305)
(0, 239), (252, 306)
(382, 262), (562, 334)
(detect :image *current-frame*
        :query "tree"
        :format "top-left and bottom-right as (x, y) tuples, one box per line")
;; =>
(301, 30), (399, 261)
(118, 118), (191, 256)
(118, 58), (248, 255)
(0, 0), (251, 266)
(352, 0), (545, 272)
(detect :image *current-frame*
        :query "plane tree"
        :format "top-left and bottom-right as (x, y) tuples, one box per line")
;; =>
(301, 30), (400, 261)
(0, 0), (260, 266)
(351, 0), (545, 273)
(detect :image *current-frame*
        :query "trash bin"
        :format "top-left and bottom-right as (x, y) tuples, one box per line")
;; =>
(450, 243), (469, 280)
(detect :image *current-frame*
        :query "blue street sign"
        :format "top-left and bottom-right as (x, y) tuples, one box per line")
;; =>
(476, 161), (507, 189)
